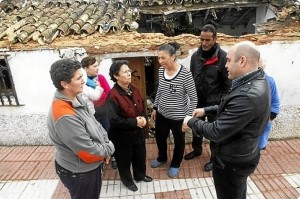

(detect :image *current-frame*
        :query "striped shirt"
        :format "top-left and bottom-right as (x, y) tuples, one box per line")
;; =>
(154, 65), (198, 120)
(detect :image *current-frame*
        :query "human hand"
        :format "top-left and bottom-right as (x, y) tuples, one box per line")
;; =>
(141, 117), (147, 126)
(151, 110), (156, 121)
(182, 115), (192, 132)
(192, 108), (205, 118)
(104, 156), (110, 164)
(137, 116), (147, 128)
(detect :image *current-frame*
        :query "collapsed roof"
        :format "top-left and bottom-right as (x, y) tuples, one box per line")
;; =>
(136, 0), (300, 35)
(0, 0), (299, 57)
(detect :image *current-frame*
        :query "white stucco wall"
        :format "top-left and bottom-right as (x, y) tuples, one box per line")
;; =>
(0, 41), (300, 145)
(4, 42), (298, 114)
(179, 41), (300, 140)
(6, 50), (58, 113)
(259, 42), (300, 106)
(179, 41), (300, 107)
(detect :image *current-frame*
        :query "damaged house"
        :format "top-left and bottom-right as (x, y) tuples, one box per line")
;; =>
(0, 0), (300, 145)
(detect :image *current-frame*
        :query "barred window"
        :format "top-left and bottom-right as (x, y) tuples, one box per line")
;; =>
(0, 55), (20, 106)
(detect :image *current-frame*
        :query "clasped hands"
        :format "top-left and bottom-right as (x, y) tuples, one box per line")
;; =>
(182, 108), (205, 132)
(137, 116), (147, 128)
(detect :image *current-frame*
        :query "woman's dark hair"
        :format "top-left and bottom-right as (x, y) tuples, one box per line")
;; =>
(201, 24), (217, 38)
(81, 56), (96, 68)
(50, 59), (81, 91)
(158, 42), (180, 56)
(109, 60), (129, 82)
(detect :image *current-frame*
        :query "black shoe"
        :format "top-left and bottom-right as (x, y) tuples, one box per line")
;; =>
(184, 151), (201, 160)
(136, 175), (153, 182)
(204, 162), (213, 172)
(111, 160), (117, 169)
(126, 183), (138, 192)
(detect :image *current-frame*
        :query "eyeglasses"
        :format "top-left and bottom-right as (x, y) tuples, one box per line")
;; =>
(120, 69), (132, 75)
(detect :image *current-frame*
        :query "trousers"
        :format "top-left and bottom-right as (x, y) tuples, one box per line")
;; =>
(55, 161), (103, 199)
(155, 112), (185, 168)
(192, 115), (216, 162)
(113, 134), (147, 186)
(212, 154), (260, 199)
(259, 121), (272, 149)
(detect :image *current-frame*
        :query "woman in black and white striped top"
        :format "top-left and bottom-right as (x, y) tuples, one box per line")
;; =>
(151, 43), (197, 178)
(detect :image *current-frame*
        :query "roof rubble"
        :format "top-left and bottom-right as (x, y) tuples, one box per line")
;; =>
(0, 0), (299, 57)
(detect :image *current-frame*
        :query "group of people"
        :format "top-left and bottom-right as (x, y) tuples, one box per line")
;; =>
(47, 24), (280, 199)
(48, 55), (153, 198)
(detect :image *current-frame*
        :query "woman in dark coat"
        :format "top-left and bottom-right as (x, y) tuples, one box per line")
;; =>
(106, 60), (152, 192)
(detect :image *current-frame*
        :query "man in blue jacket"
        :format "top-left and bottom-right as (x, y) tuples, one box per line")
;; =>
(258, 59), (280, 150)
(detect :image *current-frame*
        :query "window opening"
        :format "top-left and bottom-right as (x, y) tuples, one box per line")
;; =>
(0, 55), (20, 106)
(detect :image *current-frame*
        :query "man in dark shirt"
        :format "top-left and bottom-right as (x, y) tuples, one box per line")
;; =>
(184, 24), (231, 172)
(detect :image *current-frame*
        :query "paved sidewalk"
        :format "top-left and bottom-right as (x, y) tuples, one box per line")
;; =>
(0, 138), (300, 199)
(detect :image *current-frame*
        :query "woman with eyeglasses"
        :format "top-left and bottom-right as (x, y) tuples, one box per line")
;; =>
(106, 60), (153, 192)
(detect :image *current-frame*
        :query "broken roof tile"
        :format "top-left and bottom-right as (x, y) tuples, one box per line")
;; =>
(0, 0), (299, 56)
(0, 0), (140, 44)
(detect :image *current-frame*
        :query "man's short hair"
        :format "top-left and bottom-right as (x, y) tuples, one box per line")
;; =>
(201, 24), (217, 38)
(234, 41), (260, 63)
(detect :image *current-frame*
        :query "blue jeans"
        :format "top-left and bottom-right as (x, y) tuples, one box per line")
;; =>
(259, 121), (272, 149)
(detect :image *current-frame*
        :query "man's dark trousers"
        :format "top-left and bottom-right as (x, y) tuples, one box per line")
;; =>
(212, 154), (260, 199)
(191, 115), (216, 158)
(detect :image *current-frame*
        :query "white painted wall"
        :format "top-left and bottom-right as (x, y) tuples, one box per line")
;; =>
(6, 50), (59, 113)
(0, 48), (105, 114)
(259, 42), (300, 106)
(3, 42), (298, 114)
(177, 41), (300, 140)
(179, 41), (300, 107)
(98, 58), (114, 88)
(0, 41), (299, 145)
